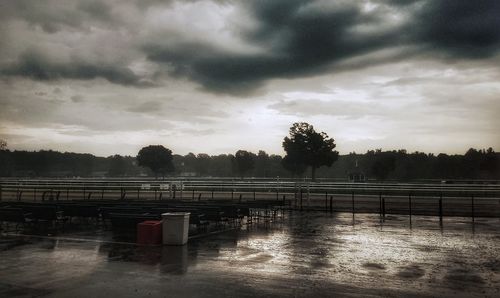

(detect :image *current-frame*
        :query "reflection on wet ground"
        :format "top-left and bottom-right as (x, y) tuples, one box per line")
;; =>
(1, 212), (499, 297)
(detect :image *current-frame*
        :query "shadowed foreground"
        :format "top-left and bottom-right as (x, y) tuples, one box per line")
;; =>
(1, 212), (499, 297)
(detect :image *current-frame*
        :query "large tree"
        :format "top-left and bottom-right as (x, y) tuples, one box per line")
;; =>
(282, 151), (307, 178)
(136, 145), (174, 178)
(282, 122), (339, 180)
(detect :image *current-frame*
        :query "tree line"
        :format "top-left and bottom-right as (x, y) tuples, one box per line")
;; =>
(0, 122), (498, 181)
(0, 146), (498, 181)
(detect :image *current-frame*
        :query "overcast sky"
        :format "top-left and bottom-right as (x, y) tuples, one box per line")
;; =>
(1, 0), (499, 157)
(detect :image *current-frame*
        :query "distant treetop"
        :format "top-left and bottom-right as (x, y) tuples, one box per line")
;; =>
(136, 145), (174, 178)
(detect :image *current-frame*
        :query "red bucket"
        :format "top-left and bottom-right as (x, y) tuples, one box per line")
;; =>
(137, 220), (162, 245)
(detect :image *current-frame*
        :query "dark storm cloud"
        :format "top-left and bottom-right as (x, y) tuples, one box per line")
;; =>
(413, 0), (500, 58)
(145, 42), (291, 94)
(381, 0), (420, 6)
(1, 0), (499, 94)
(143, 0), (500, 93)
(1, 51), (149, 86)
(145, 0), (404, 93)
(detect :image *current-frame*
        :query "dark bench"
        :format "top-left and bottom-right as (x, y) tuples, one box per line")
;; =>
(219, 205), (242, 225)
(0, 207), (33, 230)
(198, 207), (224, 225)
(21, 205), (65, 223)
(100, 207), (147, 221)
(60, 204), (100, 222)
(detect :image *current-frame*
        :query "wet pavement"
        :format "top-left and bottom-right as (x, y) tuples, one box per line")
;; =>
(1, 212), (499, 297)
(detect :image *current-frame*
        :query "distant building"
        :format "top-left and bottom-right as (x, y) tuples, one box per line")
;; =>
(348, 172), (366, 183)
(347, 159), (366, 182)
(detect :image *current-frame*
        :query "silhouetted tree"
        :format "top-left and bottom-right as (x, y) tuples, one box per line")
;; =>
(255, 150), (270, 177)
(232, 150), (256, 178)
(369, 150), (396, 181)
(282, 122), (339, 180)
(268, 154), (288, 177)
(282, 154), (307, 177)
(108, 155), (126, 176)
(211, 154), (233, 176)
(196, 153), (211, 176)
(481, 147), (498, 178)
(184, 153), (197, 172)
(0, 141), (12, 176)
(462, 148), (482, 179)
(136, 145), (174, 178)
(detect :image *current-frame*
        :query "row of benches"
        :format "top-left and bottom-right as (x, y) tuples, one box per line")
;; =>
(0, 199), (286, 232)
(0, 205), (66, 227)
(0, 200), (283, 230)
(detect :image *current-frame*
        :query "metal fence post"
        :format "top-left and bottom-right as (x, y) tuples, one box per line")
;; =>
(379, 193), (382, 217)
(300, 188), (303, 211)
(471, 194), (475, 223)
(409, 193), (412, 223)
(180, 181), (183, 200)
(382, 197), (386, 219)
(351, 192), (355, 214)
(439, 193), (443, 226)
(325, 191), (328, 211)
(307, 182), (310, 206)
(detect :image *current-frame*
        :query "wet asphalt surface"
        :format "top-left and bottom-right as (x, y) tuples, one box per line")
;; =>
(1, 212), (499, 297)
